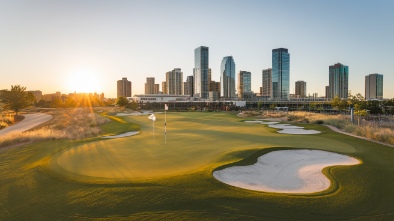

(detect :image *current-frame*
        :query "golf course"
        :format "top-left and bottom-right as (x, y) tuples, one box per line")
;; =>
(1, 111), (394, 220)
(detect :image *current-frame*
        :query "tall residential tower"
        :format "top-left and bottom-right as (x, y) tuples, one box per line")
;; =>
(272, 48), (290, 100)
(295, 81), (307, 98)
(166, 68), (183, 95)
(238, 71), (251, 99)
(117, 77), (132, 98)
(194, 46), (209, 98)
(145, 77), (155, 94)
(220, 56), (236, 99)
(262, 68), (272, 98)
(328, 63), (348, 99)
(365, 73), (383, 100)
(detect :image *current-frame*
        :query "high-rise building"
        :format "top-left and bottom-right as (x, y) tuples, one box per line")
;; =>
(117, 77), (132, 98)
(162, 81), (167, 94)
(272, 48), (290, 100)
(220, 56), (236, 99)
(194, 46), (209, 98)
(295, 81), (307, 98)
(325, 86), (330, 98)
(154, 84), (160, 94)
(365, 73), (383, 100)
(329, 63), (348, 99)
(145, 77), (155, 94)
(166, 68), (183, 95)
(184, 76), (194, 96)
(262, 68), (272, 98)
(238, 71), (251, 99)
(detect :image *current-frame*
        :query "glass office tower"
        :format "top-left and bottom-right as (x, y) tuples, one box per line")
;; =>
(194, 46), (209, 98)
(220, 56), (236, 98)
(272, 48), (290, 100)
(329, 63), (349, 99)
(238, 71), (251, 99)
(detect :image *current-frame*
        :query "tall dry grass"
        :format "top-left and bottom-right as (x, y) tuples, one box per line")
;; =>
(0, 108), (111, 147)
(0, 112), (15, 129)
(285, 111), (394, 145)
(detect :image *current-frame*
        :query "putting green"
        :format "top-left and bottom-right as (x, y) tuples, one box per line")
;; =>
(50, 112), (355, 180)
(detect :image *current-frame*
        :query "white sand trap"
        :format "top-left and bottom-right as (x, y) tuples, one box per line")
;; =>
(268, 124), (321, 134)
(102, 131), (140, 138)
(278, 129), (321, 134)
(244, 121), (264, 123)
(213, 149), (359, 193)
(260, 121), (279, 125)
(268, 124), (303, 129)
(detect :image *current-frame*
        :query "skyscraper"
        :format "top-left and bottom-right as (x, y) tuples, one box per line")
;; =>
(220, 56), (236, 99)
(154, 84), (160, 94)
(365, 73), (383, 100)
(194, 46), (209, 98)
(117, 77), (132, 98)
(329, 63), (348, 99)
(184, 75), (194, 96)
(272, 48), (290, 100)
(162, 81), (167, 94)
(238, 71), (251, 99)
(295, 81), (307, 98)
(262, 68), (272, 98)
(145, 77), (155, 94)
(166, 68), (183, 95)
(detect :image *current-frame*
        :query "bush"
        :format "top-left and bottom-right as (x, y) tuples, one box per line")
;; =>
(314, 120), (324, 124)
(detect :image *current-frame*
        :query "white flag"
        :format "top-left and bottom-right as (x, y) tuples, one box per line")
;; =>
(148, 114), (156, 121)
(165, 104), (168, 111)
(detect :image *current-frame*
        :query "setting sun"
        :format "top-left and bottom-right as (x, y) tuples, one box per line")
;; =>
(66, 69), (102, 93)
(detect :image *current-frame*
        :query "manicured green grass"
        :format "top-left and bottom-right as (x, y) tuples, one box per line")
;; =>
(1, 112), (394, 220)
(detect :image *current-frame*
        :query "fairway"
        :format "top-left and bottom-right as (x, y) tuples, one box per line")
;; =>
(1, 112), (394, 220)
(51, 112), (355, 180)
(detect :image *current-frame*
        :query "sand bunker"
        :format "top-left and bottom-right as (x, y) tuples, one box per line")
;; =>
(260, 121), (279, 125)
(268, 124), (321, 134)
(278, 129), (321, 134)
(213, 149), (359, 193)
(269, 124), (303, 129)
(102, 131), (139, 138)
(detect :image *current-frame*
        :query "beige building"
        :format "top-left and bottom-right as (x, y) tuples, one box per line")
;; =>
(145, 77), (155, 94)
(162, 81), (167, 94)
(154, 84), (160, 94)
(262, 68), (272, 98)
(117, 77), (132, 98)
(166, 68), (183, 95)
(295, 81), (307, 98)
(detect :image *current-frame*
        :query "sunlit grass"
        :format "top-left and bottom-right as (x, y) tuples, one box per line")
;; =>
(0, 108), (111, 147)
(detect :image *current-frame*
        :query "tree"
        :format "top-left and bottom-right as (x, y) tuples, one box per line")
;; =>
(0, 85), (35, 115)
(116, 96), (129, 107)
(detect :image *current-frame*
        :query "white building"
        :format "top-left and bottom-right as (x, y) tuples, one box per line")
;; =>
(132, 94), (190, 103)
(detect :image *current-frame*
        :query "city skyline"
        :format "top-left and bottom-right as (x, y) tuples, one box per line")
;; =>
(1, 0), (393, 98)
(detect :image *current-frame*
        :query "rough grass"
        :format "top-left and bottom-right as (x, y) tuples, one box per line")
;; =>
(1, 112), (394, 220)
(286, 112), (394, 145)
(0, 108), (111, 147)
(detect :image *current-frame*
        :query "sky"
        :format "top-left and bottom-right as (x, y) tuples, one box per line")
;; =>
(0, 0), (393, 98)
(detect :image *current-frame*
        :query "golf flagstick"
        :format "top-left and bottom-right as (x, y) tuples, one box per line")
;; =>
(148, 114), (156, 140)
(164, 104), (168, 144)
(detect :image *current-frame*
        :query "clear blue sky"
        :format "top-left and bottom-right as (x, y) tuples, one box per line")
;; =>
(1, 0), (393, 98)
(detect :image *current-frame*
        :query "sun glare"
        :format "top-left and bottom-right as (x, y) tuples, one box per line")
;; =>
(66, 69), (102, 93)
